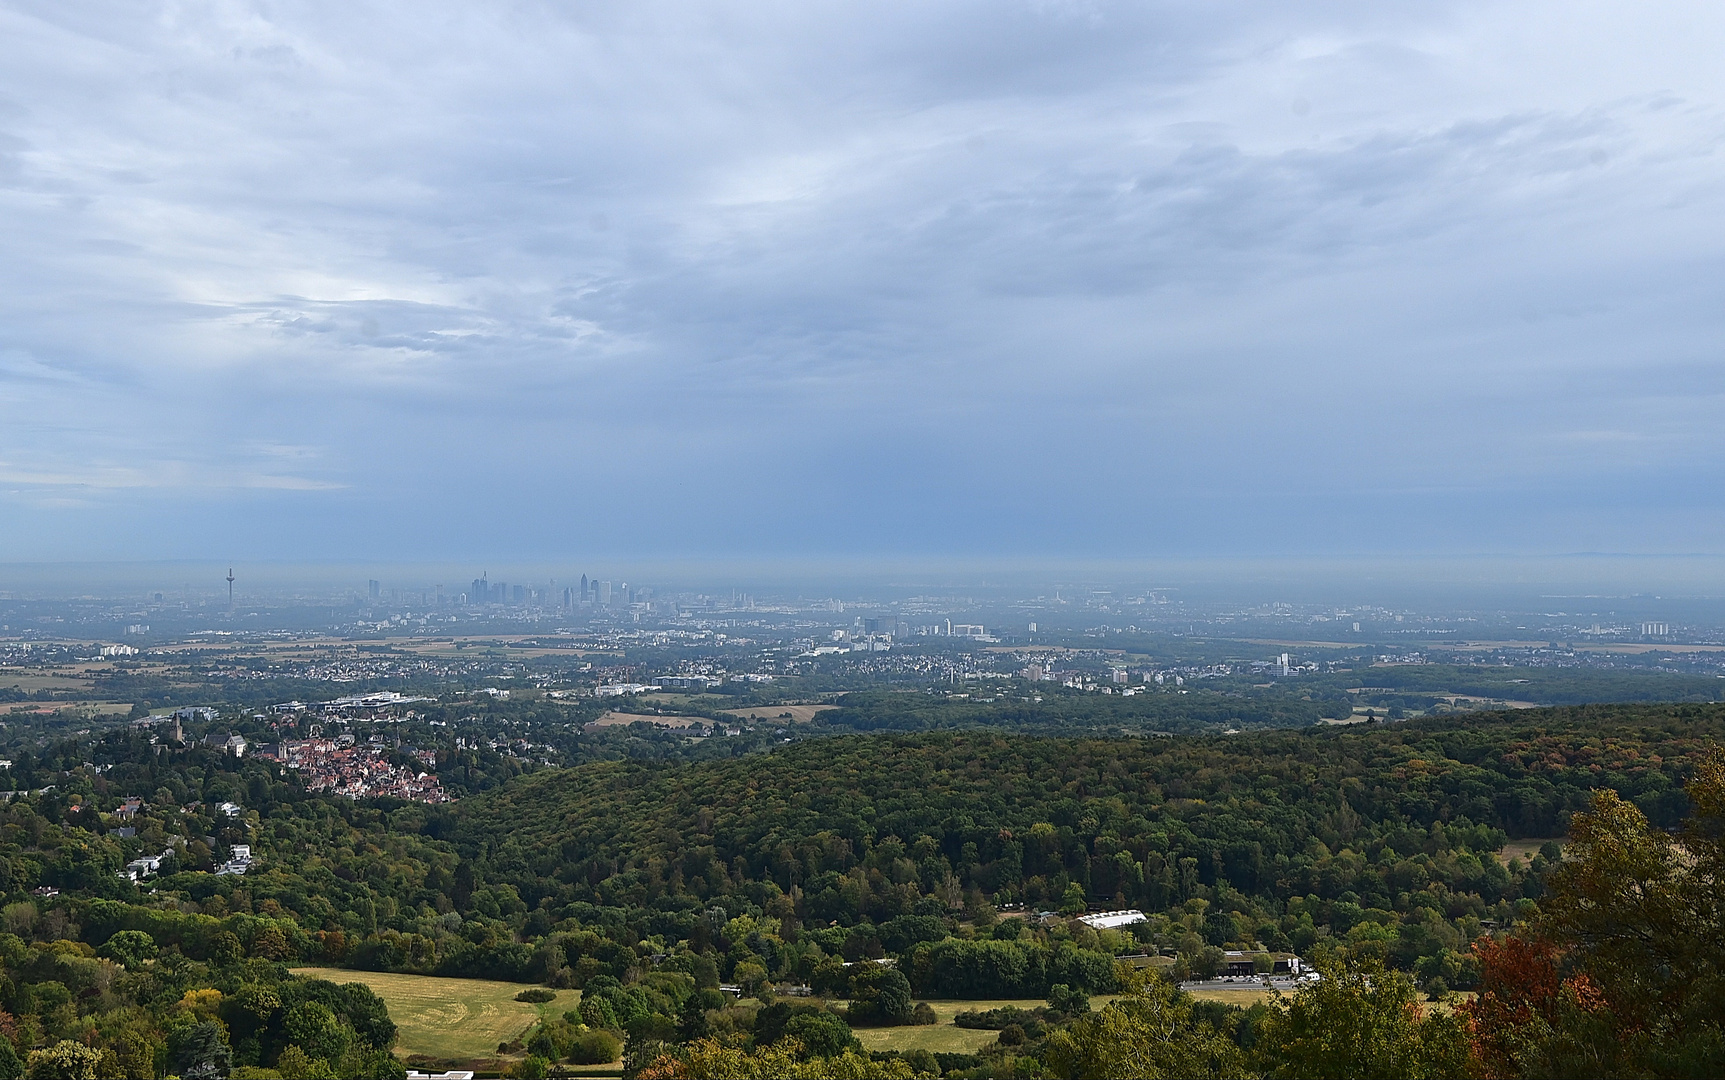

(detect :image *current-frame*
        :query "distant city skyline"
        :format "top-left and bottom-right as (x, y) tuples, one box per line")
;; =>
(21, 552), (1725, 603)
(3, 3), (1725, 561)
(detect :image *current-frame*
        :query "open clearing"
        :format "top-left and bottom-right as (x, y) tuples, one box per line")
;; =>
(1497, 839), (1564, 865)
(721, 703), (838, 723)
(853, 1022), (998, 1055)
(855, 998), (1123, 1056)
(1425, 695), (1540, 709)
(852, 999), (1042, 1056)
(291, 967), (577, 1064)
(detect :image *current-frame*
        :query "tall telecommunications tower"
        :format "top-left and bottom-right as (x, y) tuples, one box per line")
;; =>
(226, 567), (236, 608)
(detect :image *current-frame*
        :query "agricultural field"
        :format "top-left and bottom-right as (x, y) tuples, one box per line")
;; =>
(585, 711), (705, 729)
(0, 672), (93, 693)
(1, 701), (132, 717)
(292, 967), (578, 1066)
(721, 703), (837, 723)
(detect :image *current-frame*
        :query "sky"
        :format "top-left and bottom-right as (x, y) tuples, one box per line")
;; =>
(3, 1), (1725, 564)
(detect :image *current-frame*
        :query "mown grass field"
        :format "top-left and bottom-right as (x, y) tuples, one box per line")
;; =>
(1186, 986), (1273, 1007)
(853, 998), (1124, 1056)
(292, 967), (578, 1064)
(852, 1022), (998, 1055)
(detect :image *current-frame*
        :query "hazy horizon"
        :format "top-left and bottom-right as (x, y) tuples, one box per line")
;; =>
(14, 554), (1725, 605)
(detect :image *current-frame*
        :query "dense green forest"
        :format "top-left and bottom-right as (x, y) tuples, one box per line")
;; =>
(0, 703), (1714, 1076)
(642, 741), (1725, 1079)
(451, 704), (1711, 924)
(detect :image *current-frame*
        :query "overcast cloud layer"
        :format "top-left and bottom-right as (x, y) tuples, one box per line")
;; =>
(3, 1), (1725, 561)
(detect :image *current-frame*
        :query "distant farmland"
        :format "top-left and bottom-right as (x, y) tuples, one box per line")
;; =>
(721, 703), (837, 723)
(585, 711), (705, 729)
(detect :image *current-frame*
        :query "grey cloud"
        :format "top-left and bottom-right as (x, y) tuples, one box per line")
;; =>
(1, 1), (1724, 559)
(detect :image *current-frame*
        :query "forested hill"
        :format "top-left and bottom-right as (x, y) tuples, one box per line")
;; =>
(448, 703), (1722, 922)
(0, 703), (1712, 1076)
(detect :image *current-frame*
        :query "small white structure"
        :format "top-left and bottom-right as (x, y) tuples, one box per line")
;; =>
(125, 849), (176, 881)
(1075, 909), (1148, 930)
(126, 855), (164, 879)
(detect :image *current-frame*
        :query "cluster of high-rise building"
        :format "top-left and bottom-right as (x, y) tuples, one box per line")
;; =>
(467, 574), (531, 605)
(453, 572), (639, 610)
(568, 573), (641, 608)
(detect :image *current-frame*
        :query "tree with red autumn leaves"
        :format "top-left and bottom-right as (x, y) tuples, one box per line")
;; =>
(1465, 746), (1725, 1078)
(1462, 934), (1611, 1077)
